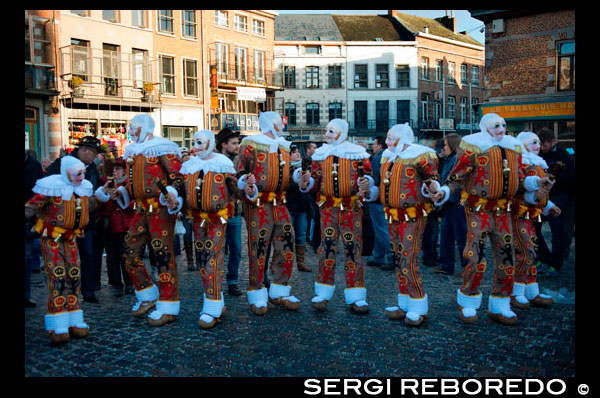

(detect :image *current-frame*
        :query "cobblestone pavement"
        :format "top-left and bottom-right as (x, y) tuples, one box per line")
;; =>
(25, 223), (575, 377)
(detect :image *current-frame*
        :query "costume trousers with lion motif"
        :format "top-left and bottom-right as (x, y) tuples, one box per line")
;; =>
(461, 209), (515, 297)
(512, 215), (540, 285)
(388, 217), (427, 299)
(123, 207), (178, 302)
(243, 201), (295, 290)
(317, 206), (365, 288)
(41, 236), (82, 314)
(192, 219), (226, 300)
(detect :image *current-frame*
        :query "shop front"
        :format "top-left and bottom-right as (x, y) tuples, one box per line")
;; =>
(480, 98), (575, 150)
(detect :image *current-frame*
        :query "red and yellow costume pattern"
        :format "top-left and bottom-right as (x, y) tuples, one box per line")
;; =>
(235, 140), (294, 290)
(379, 152), (438, 299)
(446, 140), (525, 297)
(311, 157), (372, 288)
(183, 167), (239, 300)
(123, 153), (183, 302)
(25, 194), (97, 315)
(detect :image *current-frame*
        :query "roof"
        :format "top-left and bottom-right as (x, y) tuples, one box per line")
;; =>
(275, 14), (344, 41)
(331, 14), (412, 41)
(393, 12), (483, 46)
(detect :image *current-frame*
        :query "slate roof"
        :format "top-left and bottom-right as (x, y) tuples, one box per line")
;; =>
(275, 14), (344, 41)
(331, 14), (412, 41)
(393, 12), (483, 46)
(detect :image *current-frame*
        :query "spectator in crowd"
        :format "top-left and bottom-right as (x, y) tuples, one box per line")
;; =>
(216, 128), (243, 296)
(41, 157), (51, 174)
(434, 133), (468, 275)
(25, 149), (45, 307)
(175, 147), (195, 270)
(285, 144), (312, 272)
(45, 136), (106, 303)
(421, 139), (446, 269)
(99, 157), (135, 297)
(366, 136), (393, 270)
(303, 141), (320, 252)
(536, 128), (575, 277)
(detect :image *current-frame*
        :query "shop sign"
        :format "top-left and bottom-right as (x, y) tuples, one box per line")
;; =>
(236, 87), (266, 101)
(481, 101), (575, 120)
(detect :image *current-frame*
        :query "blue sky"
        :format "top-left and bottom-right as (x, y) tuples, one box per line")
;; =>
(276, 10), (485, 44)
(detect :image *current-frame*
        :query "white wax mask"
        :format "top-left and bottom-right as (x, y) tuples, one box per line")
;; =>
(192, 130), (215, 159)
(525, 138), (541, 155)
(488, 121), (507, 142)
(67, 164), (86, 186)
(385, 132), (399, 151)
(325, 126), (341, 145)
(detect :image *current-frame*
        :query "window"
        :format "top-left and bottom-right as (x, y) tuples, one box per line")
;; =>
(472, 98), (479, 124)
(158, 10), (174, 34)
(434, 100), (442, 123)
(354, 101), (368, 129)
(306, 103), (320, 125)
(376, 64), (389, 88)
(160, 55), (175, 94)
(284, 66), (296, 88)
(102, 10), (118, 23)
(215, 11), (229, 27)
(435, 60), (443, 82)
(461, 64), (468, 84)
(396, 65), (410, 88)
(182, 10), (197, 39)
(71, 10), (89, 17)
(102, 43), (120, 96)
(460, 97), (467, 124)
(253, 50), (265, 81)
(354, 64), (368, 88)
(328, 65), (342, 88)
(447, 96), (456, 119)
(26, 17), (52, 65)
(306, 66), (319, 88)
(71, 39), (90, 82)
(329, 102), (342, 121)
(234, 47), (247, 80)
(253, 19), (265, 36)
(448, 62), (456, 83)
(234, 14), (248, 32)
(183, 59), (198, 97)
(132, 10), (146, 27)
(397, 100), (410, 124)
(376, 100), (389, 132)
(163, 126), (195, 149)
(558, 40), (575, 91)
(132, 48), (148, 89)
(305, 46), (321, 54)
(472, 66), (480, 87)
(215, 43), (229, 75)
(421, 93), (430, 122)
(421, 57), (430, 80)
(285, 103), (296, 126)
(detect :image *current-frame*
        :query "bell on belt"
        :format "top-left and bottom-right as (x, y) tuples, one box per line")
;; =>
(149, 204), (153, 213)
(127, 157), (134, 165)
(200, 219), (206, 228)
(273, 198), (277, 207)
(256, 198), (261, 207)
(220, 216), (227, 224)
(503, 159), (510, 173)
(133, 202), (137, 210)
(340, 203), (344, 211)
(404, 213), (410, 222)
(384, 171), (391, 185)
(507, 201), (512, 212)
(422, 209), (428, 217)
(279, 153), (286, 167)
(75, 198), (82, 211)
(496, 207), (501, 216)
(475, 204), (482, 212)
(54, 234), (62, 243)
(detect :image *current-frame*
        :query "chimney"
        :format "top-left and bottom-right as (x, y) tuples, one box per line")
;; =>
(435, 16), (457, 33)
(388, 10), (398, 19)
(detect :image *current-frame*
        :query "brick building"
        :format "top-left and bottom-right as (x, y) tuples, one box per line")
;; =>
(25, 10), (61, 160)
(392, 11), (486, 144)
(203, 10), (282, 135)
(469, 10), (575, 149)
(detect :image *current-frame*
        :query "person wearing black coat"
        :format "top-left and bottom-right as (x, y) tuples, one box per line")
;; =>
(45, 136), (106, 302)
(535, 128), (575, 277)
(25, 150), (45, 307)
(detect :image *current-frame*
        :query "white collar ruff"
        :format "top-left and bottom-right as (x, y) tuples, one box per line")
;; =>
(180, 153), (236, 175)
(32, 175), (93, 201)
(241, 133), (291, 153)
(521, 150), (548, 168)
(462, 132), (521, 152)
(124, 136), (182, 158)
(311, 141), (370, 161)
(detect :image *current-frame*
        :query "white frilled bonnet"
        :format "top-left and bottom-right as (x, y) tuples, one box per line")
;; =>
(325, 119), (348, 146)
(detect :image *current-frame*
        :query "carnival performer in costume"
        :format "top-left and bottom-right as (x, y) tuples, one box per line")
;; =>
(235, 111), (301, 315)
(180, 130), (248, 329)
(96, 113), (184, 326)
(300, 119), (377, 314)
(25, 156), (111, 344)
(432, 113), (553, 326)
(377, 123), (439, 327)
(510, 132), (559, 309)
